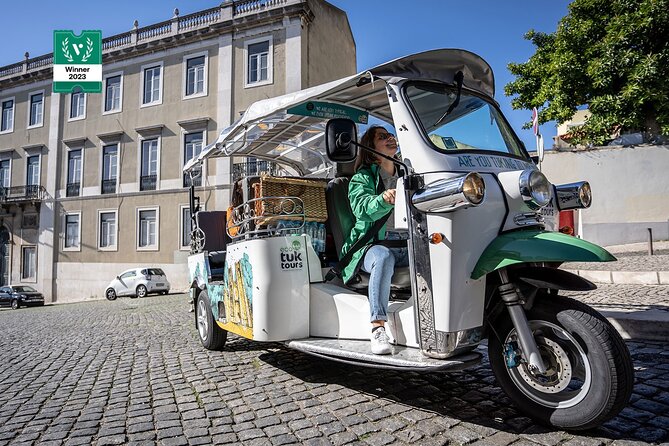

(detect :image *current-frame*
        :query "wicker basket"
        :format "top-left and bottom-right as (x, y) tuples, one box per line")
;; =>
(252, 175), (328, 224)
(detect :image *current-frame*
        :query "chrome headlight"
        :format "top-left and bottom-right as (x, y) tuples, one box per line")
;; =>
(411, 172), (485, 213)
(555, 181), (592, 210)
(519, 169), (552, 210)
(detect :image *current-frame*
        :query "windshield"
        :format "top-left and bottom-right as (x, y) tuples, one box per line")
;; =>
(405, 83), (527, 158)
(13, 286), (37, 292)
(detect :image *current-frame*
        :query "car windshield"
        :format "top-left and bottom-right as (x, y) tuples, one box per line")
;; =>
(405, 82), (527, 158)
(13, 286), (37, 292)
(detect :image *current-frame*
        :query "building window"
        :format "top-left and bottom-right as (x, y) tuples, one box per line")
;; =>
(26, 155), (39, 194)
(183, 132), (203, 187)
(104, 74), (122, 112)
(64, 213), (80, 249)
(246, 39), (271, 86)
(70, 89), (86, 120)
(99, 211), (117, 249)
(0, 159), (9, 188)
(140, 139), (158, 191)
(181, 206), (192, 249)
(138, 209), (158, 249)
(102, 144), (118, 194)
(1, 99), (14, 133)
(142, 64), (162, 105)
(67, 149), (82, 197)
(21, 246), (36, 280)
(28, 92), (44, 127)
(185, 55), (206, 97)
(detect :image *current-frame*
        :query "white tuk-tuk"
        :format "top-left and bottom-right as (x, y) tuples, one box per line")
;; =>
(184, 49), (633, 430)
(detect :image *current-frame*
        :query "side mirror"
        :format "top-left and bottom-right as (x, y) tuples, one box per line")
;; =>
(325, 118), (358, 162)
(116, 276), (121, 280)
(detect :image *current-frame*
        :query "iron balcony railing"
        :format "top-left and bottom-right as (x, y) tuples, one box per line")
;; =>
(232, 160), (279, 182)
(183, 174), (202, 188)
(101, 179), (117, 194)
(140, 174), (157, 191)
(0, 185), (47, 203)
(66, 182), (80, 197)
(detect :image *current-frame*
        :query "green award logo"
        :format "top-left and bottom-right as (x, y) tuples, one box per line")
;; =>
(53, 30), (102, 93)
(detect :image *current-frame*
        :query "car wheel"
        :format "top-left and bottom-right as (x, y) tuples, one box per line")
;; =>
(196, 290), (227, 350)
(11, 299), (19, 310)
(136, 284), (148, 298)
(162, 290), (169, 295)
(105, 288), (117, 301)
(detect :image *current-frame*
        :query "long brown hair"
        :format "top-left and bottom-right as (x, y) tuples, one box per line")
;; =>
(354, 125), (384, 171)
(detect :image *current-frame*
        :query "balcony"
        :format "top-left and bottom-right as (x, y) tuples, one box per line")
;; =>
(0, 185), (47, 203)
(183, 174), (202, 188)
(66, 182), (80, 197)
(232, 160), (279, 182)
(101, 179), (117, 195)
(140, 175), (157, 191)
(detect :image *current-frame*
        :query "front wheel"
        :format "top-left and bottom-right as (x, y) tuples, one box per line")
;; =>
(136, 284), (147, 298)
(11, 299), (19, 310)
(196, 290), (227, 350)
(488, 295), (634, 430)
(105, 288), (117, 301)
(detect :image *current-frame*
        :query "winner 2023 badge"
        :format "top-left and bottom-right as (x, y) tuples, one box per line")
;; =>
(53, 30), (102, 93)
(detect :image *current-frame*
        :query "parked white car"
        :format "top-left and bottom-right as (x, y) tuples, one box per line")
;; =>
(105, 268), (170, 300)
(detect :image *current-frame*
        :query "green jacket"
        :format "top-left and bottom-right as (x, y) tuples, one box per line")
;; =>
(340, 164), (394, 283)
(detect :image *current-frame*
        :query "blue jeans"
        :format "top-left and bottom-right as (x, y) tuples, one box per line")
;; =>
(360, 231), (409, 322)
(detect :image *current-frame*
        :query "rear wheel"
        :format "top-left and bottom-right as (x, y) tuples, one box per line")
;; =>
(196, 290), (227, 350)
(488, 295), (634, 430)
(136, 284), (148, 298)
(105, 288), (117, 301)
(11, 299), (19, 310)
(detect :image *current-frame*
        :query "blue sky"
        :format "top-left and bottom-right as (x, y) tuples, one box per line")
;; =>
(0, 0), (571, 149)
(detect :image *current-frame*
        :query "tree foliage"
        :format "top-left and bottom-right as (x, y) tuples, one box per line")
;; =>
(505, 0), (669, 145)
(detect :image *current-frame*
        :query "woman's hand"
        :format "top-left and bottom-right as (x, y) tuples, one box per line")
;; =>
(382, 189), (396, 205)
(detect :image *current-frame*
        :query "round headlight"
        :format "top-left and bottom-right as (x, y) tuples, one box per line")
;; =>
(462, 172), (485, 205)
(519, 169), (552, 209)
(578, 182), (592, 208)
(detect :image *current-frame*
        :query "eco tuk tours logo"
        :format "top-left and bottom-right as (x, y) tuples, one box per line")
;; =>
(280, 240), (303, 270)
(53, 30), (102, 93)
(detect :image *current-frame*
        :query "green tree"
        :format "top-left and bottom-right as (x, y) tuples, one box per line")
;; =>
(505, 0), (669, 145)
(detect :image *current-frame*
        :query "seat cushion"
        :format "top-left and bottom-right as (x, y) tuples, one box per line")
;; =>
(348, 267), (412, 291)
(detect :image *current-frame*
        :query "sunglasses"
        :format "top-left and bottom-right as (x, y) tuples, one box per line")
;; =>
(376, 132), (395, 140)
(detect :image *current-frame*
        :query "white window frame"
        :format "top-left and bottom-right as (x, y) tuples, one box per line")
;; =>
(27, 90), (45, 129)
(182, 51), (209, 99)
(21, 245), (37, 282)
(140, 61), (164, 108)
(136, 206), (159, 251)
(0, 154), (11, 189)
(97, 209), (118, 251)
(63, 211), (82, 252)
(244, 36), (273, 88)
(100, 142), (119, 194)
(65, 147), (84, 196)
(179, 204), (192, 251)
(138, 136), (161, 191)
(25, 153), (41, 187)
(68, 90), (87, 122)
(102, 71), (124, 115)
(181, 129), (207, 187)
(0, 96), (15, 134)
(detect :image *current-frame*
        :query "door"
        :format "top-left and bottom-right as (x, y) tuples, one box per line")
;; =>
(116, 270), (138, 296)
(0, 227), (9, 286)
(0, 286), (10, 307)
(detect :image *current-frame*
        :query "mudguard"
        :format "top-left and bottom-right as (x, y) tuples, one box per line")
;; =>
(471, 230), (615, 280)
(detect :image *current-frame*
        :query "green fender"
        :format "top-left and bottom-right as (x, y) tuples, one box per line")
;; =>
(471, 230), (616, 280)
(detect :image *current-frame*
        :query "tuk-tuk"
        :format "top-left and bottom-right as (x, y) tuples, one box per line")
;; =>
(184, 49), (633, 430)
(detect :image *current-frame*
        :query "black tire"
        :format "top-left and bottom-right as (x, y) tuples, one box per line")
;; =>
(11, 299), (19, 310)
(105, 288), (117, 301)
(488, 295), (634, 430)
(196, 290), (227, 350)
(136, 285), (148, 298)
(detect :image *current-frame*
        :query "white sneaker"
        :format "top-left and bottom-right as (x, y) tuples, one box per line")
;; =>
(371, 327), (392, 355)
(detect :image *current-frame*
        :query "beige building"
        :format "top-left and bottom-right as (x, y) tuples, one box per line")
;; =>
(0, 0), (356, 302)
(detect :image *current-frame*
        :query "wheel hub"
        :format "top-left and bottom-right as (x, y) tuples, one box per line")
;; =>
(517, 336), (572, 393)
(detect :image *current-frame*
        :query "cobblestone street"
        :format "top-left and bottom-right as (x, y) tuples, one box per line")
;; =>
(0, 291), (667, 446)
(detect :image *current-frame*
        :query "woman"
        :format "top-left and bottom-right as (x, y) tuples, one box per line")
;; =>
(340, 126), (408, 355)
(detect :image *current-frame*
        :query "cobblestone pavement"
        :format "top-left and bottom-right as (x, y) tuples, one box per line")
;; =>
(563, 283), (669, 308)
(564, 241), (669, 272)
(0, 293), (667, 446)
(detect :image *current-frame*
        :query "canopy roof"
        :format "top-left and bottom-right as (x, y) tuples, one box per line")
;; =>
(184, 49), (495, 176)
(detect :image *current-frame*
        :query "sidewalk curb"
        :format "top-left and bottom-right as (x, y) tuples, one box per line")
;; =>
(591, 306), (669, 342)
(565, 269), (669, 285)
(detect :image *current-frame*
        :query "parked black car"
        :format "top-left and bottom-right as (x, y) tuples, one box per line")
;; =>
(0, 285), (45, 309)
